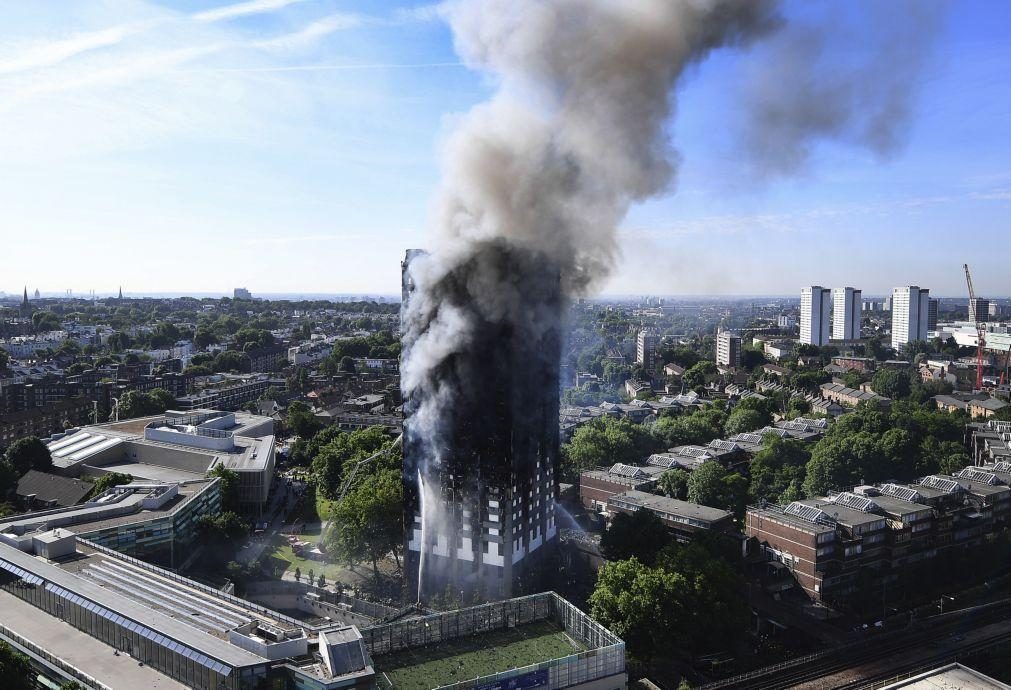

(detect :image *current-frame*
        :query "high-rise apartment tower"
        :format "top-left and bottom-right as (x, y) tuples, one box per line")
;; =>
(891, 286), (931, 350)
(800, 286), (831, 346)
(832, 287), (862, 341)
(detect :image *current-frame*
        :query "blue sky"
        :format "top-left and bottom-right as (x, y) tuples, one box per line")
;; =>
(1, 0), (1009, 298)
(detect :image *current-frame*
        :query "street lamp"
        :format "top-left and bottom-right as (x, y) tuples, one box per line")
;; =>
(940, 595), (955, 613)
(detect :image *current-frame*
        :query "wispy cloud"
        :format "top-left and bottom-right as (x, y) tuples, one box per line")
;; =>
(182, 61), (463, 73)
(255, 12), (365, 50)
(192, 0), (309, 24)
(243, 233), (369, 245)
(971, 188), (1011, 201)
(0, 24), (144, 75)
(391, 3), (446, 24)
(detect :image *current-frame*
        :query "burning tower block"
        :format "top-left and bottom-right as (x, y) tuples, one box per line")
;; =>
(402, 244), (561, 602)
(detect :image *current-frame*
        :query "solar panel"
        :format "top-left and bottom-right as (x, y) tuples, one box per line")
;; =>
(646, 454), (677, 468)
(880, 484), (923, 503)
(919, 475), (964, 494)
(608, 464), (646, 479)
(955, 468), (1001, 486)
(833, 492), (879, 513)
(785, 502), (837, 526)
(733, 433), (764, 444)
(708, 440), (739, 452)
(993, 461), (1011, 473)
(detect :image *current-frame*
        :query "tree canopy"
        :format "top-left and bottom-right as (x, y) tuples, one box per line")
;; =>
(89, 472), (133, 497)
(209, 465), (241, 512)
(0, 640), (34, 690)
(116, 388), (175, 420)
(599, 509), (671, 565)
(4, 437), (52, 475)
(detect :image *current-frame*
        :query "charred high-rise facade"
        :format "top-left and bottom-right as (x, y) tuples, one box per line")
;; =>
(401, 245), (561, 602)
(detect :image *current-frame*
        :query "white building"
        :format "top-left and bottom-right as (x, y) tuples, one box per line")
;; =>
(800, 287), (831, 346)
(777, 315), (796, 329)
(636, 329), (658, 370)
(891, 286), (931, 350)
(716, 331), (742, 369)
(233, 288), (252, 300)
(832, 287), (862, 341)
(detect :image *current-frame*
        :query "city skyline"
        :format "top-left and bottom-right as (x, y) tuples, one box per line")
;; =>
(2, 0), (1010, 296)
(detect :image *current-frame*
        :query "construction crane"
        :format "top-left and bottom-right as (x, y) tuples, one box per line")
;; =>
(964, 263), (986, 391)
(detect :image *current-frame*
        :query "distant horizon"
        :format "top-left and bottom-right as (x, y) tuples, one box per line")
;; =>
(3, 290), (1009, 303)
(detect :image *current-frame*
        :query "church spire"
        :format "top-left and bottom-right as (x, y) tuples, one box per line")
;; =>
(118, 286), (123, 299)
(22, 286), (28, 305)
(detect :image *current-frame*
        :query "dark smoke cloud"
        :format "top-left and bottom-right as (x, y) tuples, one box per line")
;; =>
(739, 0), (946, 176)
(403, 0), (781, 453)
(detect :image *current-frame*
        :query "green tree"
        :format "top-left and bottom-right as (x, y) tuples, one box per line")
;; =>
(5, 436), (52, 475)
(339, 356), (356, 373)
(658, 469), (690, 500)
(589, 558), (689, 664)
(0, 458), (19, 497)
(32, 310), (62, 333)
(560, 416), (658, 481)
(599, 509), (671, 565)
(0, 348), (9, 371)
(650, 407), (725, 448)
(0, 640), (34, 690)
(197, 512), (247, 564)
(324, 468), (403, 574)
(683, 361), (717, 389)
(116, 389), (174, 420)
(89, 472), (133, 497)
(748, 437), (809, 504)
(655, 541), (748, 655)
(194, 327), (218, 348)
(724, 407), (765, 435)
(313, 426), (400, 500)
(286, 401), (322, 439)
(872, 368), (911, 400)
(686, 460), (727, 508)
(209, 465), (242, 512)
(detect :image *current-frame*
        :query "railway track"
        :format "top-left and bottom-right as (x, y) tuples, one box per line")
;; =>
(698, 599), (1011, 690)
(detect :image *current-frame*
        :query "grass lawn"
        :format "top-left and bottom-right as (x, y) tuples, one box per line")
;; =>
(373, 620), (584, 690)
(261, 528), (355, 583)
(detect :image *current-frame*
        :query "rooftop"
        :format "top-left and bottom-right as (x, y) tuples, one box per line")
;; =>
(608, 489), (733, 524)
(0, 539), (268, 669)
(15, 470), (93, 507)
(373, 619), (583, 690)
(879, 663), (1011, 689)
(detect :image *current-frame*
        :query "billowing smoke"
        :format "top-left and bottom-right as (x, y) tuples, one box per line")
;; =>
(399, 0), (941, 598)
(401, 0), (781, 599)
(738, 0), (945, 176)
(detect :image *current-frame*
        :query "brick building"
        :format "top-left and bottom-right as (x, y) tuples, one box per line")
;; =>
(0, 397), (92, 450)
(747, 475), (1011, 605)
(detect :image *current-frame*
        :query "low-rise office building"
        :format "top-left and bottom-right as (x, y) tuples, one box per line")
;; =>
(579, 463), (667, 512)
(606, 490), (734, 543)
(1, 480), (220, 567)
(45, 409), (276, 512)
(0, 531), (624, 690)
